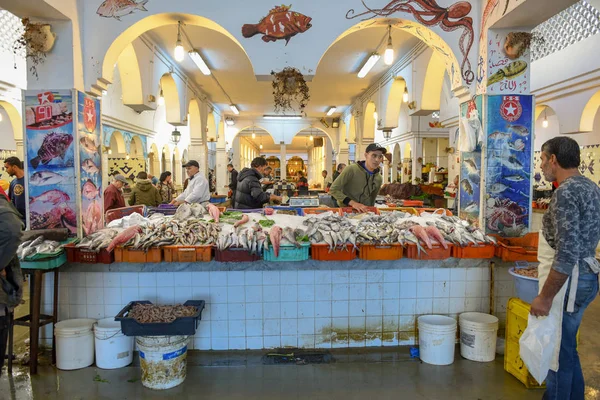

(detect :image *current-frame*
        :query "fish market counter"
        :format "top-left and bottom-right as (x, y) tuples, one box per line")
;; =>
(38, 257), (519, 351)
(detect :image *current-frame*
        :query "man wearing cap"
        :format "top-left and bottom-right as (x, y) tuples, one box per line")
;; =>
(104, 174), (128, 212)
(171, 160), (210, 206)
(329, 143), (385, 213)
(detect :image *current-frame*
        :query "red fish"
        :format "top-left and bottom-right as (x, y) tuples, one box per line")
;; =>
(107, 225), (142, 252)
(82, 179), (100, 200)
(425, 226), (448, 250)
(83, 200), (102, 235)
(410, 225), (432, 250)
(234, 214), (249, 228)
(242, 5), (312, 45)
(30, 203), (77, 233)
(31, 132), (73, 169)
(269, 225), (283, 257)
(207, 203), (221, 223)
(30, 190), (70, 215)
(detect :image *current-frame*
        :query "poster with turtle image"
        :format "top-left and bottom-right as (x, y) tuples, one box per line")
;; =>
(24, 90), (78, 233)
(77, 91), (103, 236)
(484, 95), (533, 237)
(458, 95), (483, 228)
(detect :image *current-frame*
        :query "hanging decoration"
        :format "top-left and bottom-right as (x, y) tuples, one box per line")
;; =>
(13, 18), (56, 79)
(271, 67), (310, 116)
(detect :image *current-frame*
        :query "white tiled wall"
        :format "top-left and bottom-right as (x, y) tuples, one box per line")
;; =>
(38, 265), (516, 350)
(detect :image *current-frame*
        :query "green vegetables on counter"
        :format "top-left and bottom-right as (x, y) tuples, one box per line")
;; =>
(259, 219), (276, 228)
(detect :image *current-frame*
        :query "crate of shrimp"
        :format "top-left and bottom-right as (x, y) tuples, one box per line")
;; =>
(114, 246), (162, 263)
(64, 243), (114, 264)
(115, 300), (205, 336)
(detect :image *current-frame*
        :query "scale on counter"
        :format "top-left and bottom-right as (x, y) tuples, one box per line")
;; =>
(289, 196), (320, 207)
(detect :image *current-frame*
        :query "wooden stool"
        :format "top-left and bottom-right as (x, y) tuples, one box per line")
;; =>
(8, 268), (59, 374)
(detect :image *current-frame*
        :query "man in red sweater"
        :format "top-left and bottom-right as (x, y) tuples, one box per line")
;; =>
(103, 174), (128, 212)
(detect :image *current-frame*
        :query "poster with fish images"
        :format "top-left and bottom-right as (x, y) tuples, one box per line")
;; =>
(24, 90), (78, 233)
(458, 95), (483, 228)
(77, 91), (103, 236)
(484, 95), (533, 237)
(486, 29), (530, 95)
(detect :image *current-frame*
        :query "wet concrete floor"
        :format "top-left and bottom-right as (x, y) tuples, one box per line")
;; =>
(1, 297), (599, 399)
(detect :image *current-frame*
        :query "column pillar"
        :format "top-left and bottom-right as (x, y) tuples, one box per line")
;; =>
(14, 139), (24, 161)
(411, 136), (422, 184)
(216, 131), (228, 196)
(190, 137), (208, 176)
(280, 143), (286, 180)
(383, 159), (389, 183)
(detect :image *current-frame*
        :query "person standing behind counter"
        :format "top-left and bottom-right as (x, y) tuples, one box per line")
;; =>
(171, 160), (210, 206)
(235, 157), (282, 209)
(329, 143), (385, 213)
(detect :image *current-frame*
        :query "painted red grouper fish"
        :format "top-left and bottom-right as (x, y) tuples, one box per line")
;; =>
(30, 132), (73, 169)
(242, 4), (312, 45)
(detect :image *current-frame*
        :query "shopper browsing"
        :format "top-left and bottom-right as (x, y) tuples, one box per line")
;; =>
(157, 171), (176, 204)
(329, 143), (385, 213)
(332, 163), (346, 183)
(530, 137), (600, 400)
(129, 171), (161, 207)
(3, 157), (25, 223)
(103, 174), (128, 212)
(171, 160), (210, 206)
(235, 157), (281, 209)
(227, 164), (238, 208)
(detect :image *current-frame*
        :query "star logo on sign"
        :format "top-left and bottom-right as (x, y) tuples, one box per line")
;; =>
(86, 110), (94, 122)
(39, 93), (50, 104)
(504, 103), (517, 116)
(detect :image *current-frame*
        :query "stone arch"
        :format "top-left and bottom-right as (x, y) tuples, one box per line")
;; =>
(207, 112), (217, 142)
(384, 78), (407, 128)
(130, 135), (144, 157)
(420, 51), (446, 111)
(188, 99), (202, 140)
(363, 102), (377, 141)
(109, 131), (126, 154)
(0, 101), (22, 143)
(392, 142), (401, 181)
(160, 73), (181, 124)
(161, 144), (171, 173)
(580, 90), (600, 132)
(98, 14), (252, 89)
(116, 43), (144, 107)
(232, 125), (276, 143)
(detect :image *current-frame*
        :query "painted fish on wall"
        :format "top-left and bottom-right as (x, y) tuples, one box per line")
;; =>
(97, 0), (148, 21)
(242, 5), (312, 45)
(30, 132), (73, 169)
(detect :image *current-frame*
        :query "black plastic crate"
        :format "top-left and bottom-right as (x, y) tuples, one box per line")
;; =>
(115, 300), (205, 336)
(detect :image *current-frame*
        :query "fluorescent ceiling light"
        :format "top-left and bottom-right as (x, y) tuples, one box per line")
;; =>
(358, 53), (380, 78)
(230, 104), (240, 115)
(326, 106), (336, 116)
(189, 50), (211, 75)
(263, 115), (302, 120)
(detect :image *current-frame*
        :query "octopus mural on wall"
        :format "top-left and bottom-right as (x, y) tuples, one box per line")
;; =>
(242, 5), (313, 45)
(346, 0), (475, 85)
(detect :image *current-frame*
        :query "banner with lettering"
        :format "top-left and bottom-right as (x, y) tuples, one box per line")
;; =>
(24, 90), (78, 233)
(77, 91), (103, 236)
(486, 29), (531, 95)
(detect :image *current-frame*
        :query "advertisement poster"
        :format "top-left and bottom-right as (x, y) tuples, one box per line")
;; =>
(77, 91), (103, 236)
(458, 95), (483, 228)
(487, 29), (530, 95)
(484, 95), (533, 237)
(25, 90), (78, 233)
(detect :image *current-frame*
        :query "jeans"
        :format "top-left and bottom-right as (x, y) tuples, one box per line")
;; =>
(544, 273), (599, 400)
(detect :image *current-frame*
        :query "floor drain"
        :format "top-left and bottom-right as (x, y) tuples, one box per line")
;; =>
(262, 349), (333, 365)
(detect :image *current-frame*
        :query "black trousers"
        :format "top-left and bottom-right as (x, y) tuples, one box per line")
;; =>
(0, 310), (8, 373)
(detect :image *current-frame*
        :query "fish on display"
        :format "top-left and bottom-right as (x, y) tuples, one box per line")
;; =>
(269, 226), (283, 257)
(464, 201), (479, 213)
(461, 179), (473, 195)
(29, 170), (65, 186)
(488, 131), (511, 140)
(242, 5), (312, 45)
(503, 175), (525, 182)
(81, 158), (100, 175)
(80, 136), (98, 154)
(97, 0), (148, 20)
(507, 124), (529, 137)
(30, 132), (73, 169)
(82, 179), (100, 200)
(83, 200), (102, 235)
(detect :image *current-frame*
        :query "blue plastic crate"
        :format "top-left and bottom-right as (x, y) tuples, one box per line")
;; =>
(210, 196), (227, 204)
(269, 206), (305, 216)
(264, 243), (310, 262)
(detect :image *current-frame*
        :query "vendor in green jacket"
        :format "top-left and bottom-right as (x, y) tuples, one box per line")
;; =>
(330, 143), (385, 213)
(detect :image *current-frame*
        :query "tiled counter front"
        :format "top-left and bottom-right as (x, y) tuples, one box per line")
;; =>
(38, 259), (517, 350)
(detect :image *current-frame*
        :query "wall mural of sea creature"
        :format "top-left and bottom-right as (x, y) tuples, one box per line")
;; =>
(346, 0), (475, 85)
(97, 0), (148, 21)
(242, 5), (312, 45)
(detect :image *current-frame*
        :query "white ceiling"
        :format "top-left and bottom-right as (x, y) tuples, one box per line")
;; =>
(145, 24), (419, 119)
(237, 128), (328, 152)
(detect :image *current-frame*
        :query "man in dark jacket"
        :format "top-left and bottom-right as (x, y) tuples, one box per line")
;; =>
(0, 194), (24, 374)
(227, 164), (238, 208)
(235, 157), (282, 209)
(104, 174), (128, 212)
(129, 171), (161, 207)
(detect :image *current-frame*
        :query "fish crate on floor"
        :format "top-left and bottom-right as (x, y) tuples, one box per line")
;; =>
(215, 246), (260, 262)
(105, 205), (147, 224)
(264, 243), (310, 262)
(114, 247), (162, 263)
(163, 245), (212, 262)
(311, 244), (356, 261)
(64, 243), (114, 264)
(115, 300), (205, 336)
(340, 207), (380, 216)
(406, 243), (452, 260)
(452, 243), (496, 259)
(494, 233), (539, 262)
(358, 244), (403, 260)
(303, 207), (340, 215)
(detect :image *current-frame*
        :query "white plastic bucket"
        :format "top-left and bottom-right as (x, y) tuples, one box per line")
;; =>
(136, 335), (189, 390)
(55, 318), (96, 370)
(94, 318), (134, 369)
(418, 315), (457, 365)
(459, 312), (499, 362)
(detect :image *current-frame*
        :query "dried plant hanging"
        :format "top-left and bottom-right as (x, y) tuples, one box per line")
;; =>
(271, 67), (310, 116)
(13, 18), (56, 79)
(504, 31), (545, 60)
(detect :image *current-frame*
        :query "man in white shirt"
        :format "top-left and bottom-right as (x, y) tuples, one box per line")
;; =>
(170, 160), (210, 206)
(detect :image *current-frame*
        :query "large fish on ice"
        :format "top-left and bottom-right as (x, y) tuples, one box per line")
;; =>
(242, 5), (312, 45)
(30, 132), (73, 169)
(96, 0), (148, 20)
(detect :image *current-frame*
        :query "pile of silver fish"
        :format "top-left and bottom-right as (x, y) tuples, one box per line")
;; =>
(123, 219), (221, 250)
(17, 236), (62, 259)
(76, 229), (120, 251)
(217, 223), (269, 256)
(173, 203), (207, 220)
(302, 213), (358, 252)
